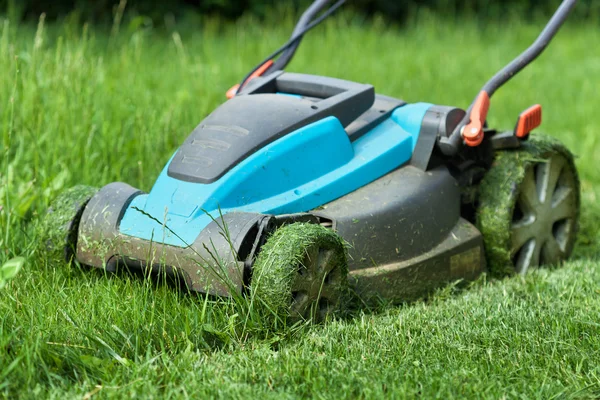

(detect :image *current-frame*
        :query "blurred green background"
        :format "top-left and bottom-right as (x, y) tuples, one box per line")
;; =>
(3, 0), (599, 23)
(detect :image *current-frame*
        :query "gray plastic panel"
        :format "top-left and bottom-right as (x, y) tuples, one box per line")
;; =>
(166, 72), (375, 184)
(346, 94), (406, 141)
(167, 94), (320, 184)
(315, 165), (461, 271)
(410, 106), (466, 171)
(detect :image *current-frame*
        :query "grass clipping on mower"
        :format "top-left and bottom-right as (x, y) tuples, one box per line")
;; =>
(38, 185), (98, 263)
(476, 134), (579, 276)
(250, 222), (348, 326)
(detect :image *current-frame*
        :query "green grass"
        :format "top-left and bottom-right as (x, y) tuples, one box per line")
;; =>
(1, 9), (600, 399)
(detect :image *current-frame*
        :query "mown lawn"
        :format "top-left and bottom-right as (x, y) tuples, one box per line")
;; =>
(1, 8), (600, 399)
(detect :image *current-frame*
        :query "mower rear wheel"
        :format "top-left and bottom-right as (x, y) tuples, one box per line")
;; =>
(250, 223), (348, 324)
(40, 185), (98, 263)
(477, 135), (580, 276)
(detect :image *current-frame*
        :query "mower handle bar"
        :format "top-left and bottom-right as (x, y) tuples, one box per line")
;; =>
(269, 0), (332, 72)
(439, 0), (578, 156)
(237, 0), (345, 93)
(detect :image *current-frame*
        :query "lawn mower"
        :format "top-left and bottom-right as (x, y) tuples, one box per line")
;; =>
(43, 0), (580, 320)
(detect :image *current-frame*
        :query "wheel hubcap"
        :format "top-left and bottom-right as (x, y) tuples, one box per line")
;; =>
(510, 154), (577, 274)
(290, 244), (343, 320)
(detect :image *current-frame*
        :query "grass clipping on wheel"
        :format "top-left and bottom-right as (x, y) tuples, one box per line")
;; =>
(476, 133), (580, 277)
(250, 223), (348, 327)
(38, 185), (98, 263)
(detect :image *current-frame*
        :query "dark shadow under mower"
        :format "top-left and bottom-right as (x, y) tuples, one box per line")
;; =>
(42, 0), (580, 322)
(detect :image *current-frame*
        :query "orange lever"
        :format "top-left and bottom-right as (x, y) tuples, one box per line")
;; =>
(226, 60), (274, 99)
(461, 90), (490, 147)
(515, 104), (542, 138)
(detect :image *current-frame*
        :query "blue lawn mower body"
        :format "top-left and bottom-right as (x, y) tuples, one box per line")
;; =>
(119, 99), (431, 248)
(49, 0), (580, 311)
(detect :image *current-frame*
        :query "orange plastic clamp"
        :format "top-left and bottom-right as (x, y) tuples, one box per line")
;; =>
(462, 90), (490, 147)
(515, 104), (542, 138)
(226, 60), (274, 99)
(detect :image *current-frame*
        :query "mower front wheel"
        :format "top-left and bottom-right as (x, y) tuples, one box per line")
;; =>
(40, 185), (99, 263)
(477, 135), (580, 276)
(250, 223), (349, 325)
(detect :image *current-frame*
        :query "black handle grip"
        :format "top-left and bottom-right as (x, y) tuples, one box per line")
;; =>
(275, 72), (370, 99)
(242, 71), (375, 128)
(276, 73), (375, 127)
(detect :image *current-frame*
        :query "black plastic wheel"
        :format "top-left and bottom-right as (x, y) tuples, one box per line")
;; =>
(250, 223), (348, 324)
(477, 134), (580, 276)
(40, 185), (98, 263)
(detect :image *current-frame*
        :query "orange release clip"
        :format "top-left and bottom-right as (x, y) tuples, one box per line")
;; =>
(226, 60), (274, 99)
(515, 104), (542, 138)
(462, 90), (490, 147)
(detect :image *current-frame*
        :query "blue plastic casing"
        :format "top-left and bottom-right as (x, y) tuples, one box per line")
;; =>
(119, 103), (433, 246)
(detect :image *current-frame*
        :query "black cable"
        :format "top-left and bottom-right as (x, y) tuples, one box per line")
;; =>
(236, 0), (346, 94)
(271, 0), (331, 73)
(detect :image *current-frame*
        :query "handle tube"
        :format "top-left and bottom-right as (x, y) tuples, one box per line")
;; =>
(271, 0), (332, 72)
(440, 0), (578, 156)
